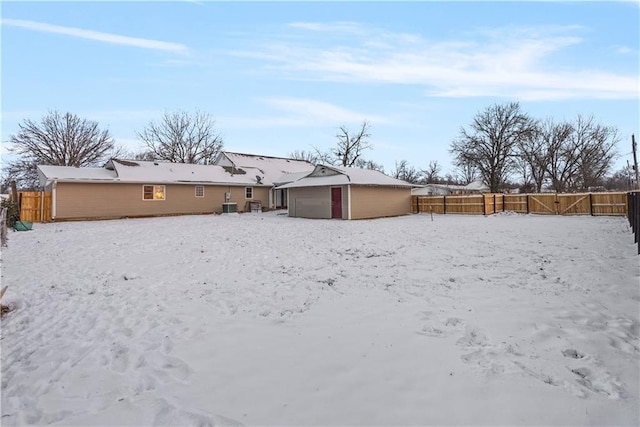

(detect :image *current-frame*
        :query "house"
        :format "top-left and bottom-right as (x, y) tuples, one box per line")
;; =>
(37, 159), (271, 221)
(213, 152), (315, 209)
(412, 180), (489, 196)
(277, 165), (414, 220)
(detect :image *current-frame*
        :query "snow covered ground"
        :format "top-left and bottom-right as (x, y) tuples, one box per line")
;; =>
(1, 211), (639, 426)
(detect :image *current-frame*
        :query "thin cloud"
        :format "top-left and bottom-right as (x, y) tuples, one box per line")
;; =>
(1, 18), (189, 54)
(288, 21), (367, 35)
(236, 23), (639, 101)
(614, 45), (635, 55)
(263, 97), (391, 124)
(219, 97), (392, 129)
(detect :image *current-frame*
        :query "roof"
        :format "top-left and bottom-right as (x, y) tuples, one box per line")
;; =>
(215, 152), (315, 185)
(37, 165), (118, 182)
(273, 171), (312, 185)
(38, 159), (269, 186)
(278, 165), (414, 189)
(411, 180), (489, 195)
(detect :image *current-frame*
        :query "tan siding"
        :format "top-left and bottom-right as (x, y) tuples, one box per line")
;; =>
(53, 182), (270, 220)
(242, 186), (270, 212)
(341, 186), (349, 219)
(288, 185), (408, 220)
(350, 186), (411, 219)
(288, 187), (332, 219)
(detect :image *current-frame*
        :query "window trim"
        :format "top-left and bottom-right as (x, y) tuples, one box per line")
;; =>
(142, 184), (166, 201)
(245, 187), (253, 199)
(195, 185), (204, 198)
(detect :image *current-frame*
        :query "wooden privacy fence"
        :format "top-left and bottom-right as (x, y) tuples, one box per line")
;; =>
(13, 192), (52, 222)
(413, 192), (628, 216)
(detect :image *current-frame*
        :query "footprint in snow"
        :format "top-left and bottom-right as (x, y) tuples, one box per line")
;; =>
(562, 348), (584, 359)
(456, 327), (489, 348)
(146, 352), (191, 383)
(110, 343), (129, 373)
(416, 313), (465, 338)
(151, 398), (242, 427)
(567, 363), (628, 399)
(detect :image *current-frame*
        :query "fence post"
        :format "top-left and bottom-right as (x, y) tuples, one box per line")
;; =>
(629, 192), (640, 254)
(482, 195), (486, 215)
(627, 191), (636, 232)
(1, 207), (7, 247)
(589, 193), (594, 216)
(40, 191), (45, 222)
(443, 195), (447, 214)
(635, 193), (640, 252)
(635, 192), (640, 254)
(526, 195), (530, 214)
(633, 191), (640, 255)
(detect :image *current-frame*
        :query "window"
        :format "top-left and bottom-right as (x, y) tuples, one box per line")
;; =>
(245, 187), (253, 199)
(143, 185), (165, 200)
(195, 185), (204, 198)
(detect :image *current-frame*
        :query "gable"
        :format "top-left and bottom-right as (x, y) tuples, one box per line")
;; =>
(278, 164), (415, 189)
(308, 165), (343, 178)
(214, 151), (315, 184)
(213, 153), (234, 167)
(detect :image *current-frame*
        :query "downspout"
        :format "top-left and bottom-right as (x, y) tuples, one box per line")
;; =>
(269, 186), (273, 209)
(347, 184), (351, 220)
(51, 180), (57, 220)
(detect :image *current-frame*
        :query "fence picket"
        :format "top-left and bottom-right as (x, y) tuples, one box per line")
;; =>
(14, 192), (52, 222)
(412, 192), (628, 217)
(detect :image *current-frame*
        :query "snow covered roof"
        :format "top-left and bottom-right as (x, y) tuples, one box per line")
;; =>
(465, 180), (490, 191)
(273, 171), (312, 185)
(38, 160), (269, 186)
(37, 165), (118, 182)
(105, 159), (268, 185)
(278, 165), (414, 189)
(412, 180), (489, 195)
(215, 152), (315, 185)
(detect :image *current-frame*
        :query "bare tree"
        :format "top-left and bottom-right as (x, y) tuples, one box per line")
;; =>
(545, 116), (618, 192)
(442, 172), (462, 185)
(450, 102), (536, 192)
(3, 111), (118, 189)
(573, 115), (619, 190)
(315, 120), (373, 167)
(422, 160), (442, 184)
(453, 160), (479, 185)
(288, 150), (318, 164)
(518, 119), (569, 192)
(392, 160), (422, 183)
(136, 110), (224, 164)
(354, 158), (385, 172)
(539, 120), (575, 193)
(605, 165), (635, 191)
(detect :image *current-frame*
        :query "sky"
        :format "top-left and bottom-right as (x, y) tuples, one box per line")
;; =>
(1, 1), (639, 177)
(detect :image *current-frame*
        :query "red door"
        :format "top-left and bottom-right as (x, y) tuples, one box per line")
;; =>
(331, 187), (342, 219)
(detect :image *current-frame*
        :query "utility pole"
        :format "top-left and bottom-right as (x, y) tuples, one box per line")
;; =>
(633, 134), (640, 189)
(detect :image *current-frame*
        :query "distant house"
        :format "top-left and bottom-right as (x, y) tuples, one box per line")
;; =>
(277, 165), (414, 220)
(37, 159), (271, 221)
(412, 180), (489, 196)
(213, 152), (315, 209)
